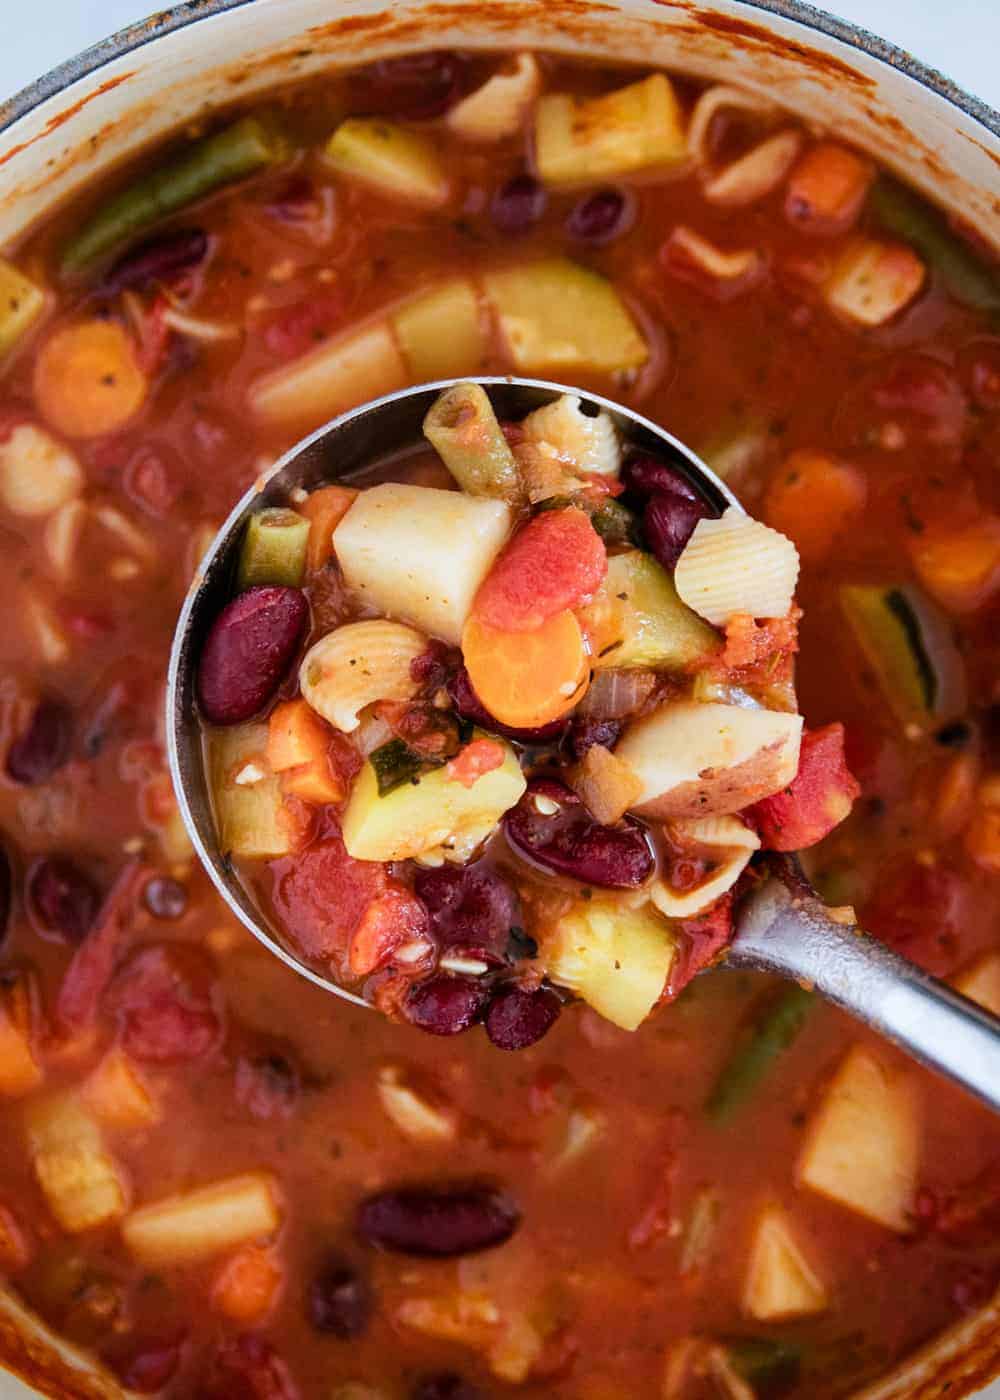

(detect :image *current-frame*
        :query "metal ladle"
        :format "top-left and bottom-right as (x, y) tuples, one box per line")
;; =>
(166, 376), (1000, 1111)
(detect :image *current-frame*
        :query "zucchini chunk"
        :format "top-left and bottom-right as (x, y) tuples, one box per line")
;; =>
(0, 259), (46, 357)
(543, 898), (676, 1031)
(534, 73), (686, 186)
(578, 550), (719, 670)
(391, 280), (485, 381)
(324, 118), (449, 208)
(208, 723), (299, 859)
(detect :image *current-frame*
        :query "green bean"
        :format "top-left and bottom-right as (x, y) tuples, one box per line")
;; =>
(237, 509), (310, 590)
(706, 984), (815, 1124)
(868, 178), (1000, 313)
(61, 116), (288, 278)
(423, 382), (524, 505)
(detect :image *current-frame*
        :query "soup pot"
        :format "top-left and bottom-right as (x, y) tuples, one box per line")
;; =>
(0, 2), (998, 1397)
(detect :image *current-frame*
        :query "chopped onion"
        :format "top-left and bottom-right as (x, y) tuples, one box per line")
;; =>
(576, 668), (657, 720)
(161, 306), (240, 342)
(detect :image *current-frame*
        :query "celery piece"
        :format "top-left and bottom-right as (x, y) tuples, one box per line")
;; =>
(535, 73), (687, 186)
(392, 280), (485, 381)
(484, 258), (647, 374)
(423, 381), (524, 504)
(707, 985), (815, 1124)
(237, 508), (310, 589)
(324, 118), (449, 207)
(0, 259), (46, 358)
(869, 177), (1000, 314)
(61, 116), (288, 278)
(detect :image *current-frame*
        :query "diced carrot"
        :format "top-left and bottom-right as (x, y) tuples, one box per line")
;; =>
(211, 1243), (283, 1324)
(83, 1047), (160, 1130)
(33, 320), (148, 439)
(349, 883), (431, 978)
(301, 484), (358, 573)
(0, 1203), (31, 1272)
(267, 698), (349, 805)
(462, 609), (589, 729)
(910, 516), (1000, 614)
(763, 450), (867, 563)
(966, 808), (1000, 875)
(446, 737), (505, 789)
(0, 975), (43, 1098)
(473, 507), (606, 632)
(784, 142), (874, 235)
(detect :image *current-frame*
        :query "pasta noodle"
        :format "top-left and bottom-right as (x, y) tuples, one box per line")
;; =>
(674, 508), (800, 625)
(651, 814), (761, 919)
(299, 620), (427, 732)
(520, 393), (622, 477)
(446, 53), (541, 142)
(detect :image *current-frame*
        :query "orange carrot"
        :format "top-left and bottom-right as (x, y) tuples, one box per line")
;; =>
(0, 976), (42, 1098)
(349, 884), (429, 978)
(211, 1244), (283, 1324)
(763, 450), (866, 563)
(966, 808), (1000, 875)
(910, 516), (1000, 614)
(462, 609), (589, 729)
(785, 142), (874, 234)
(33, 320), (147, 439)
(301, 484), (358, 573)
(267, 698), (346, 805)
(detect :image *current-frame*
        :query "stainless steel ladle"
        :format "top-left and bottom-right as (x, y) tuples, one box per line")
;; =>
(166, 376), (1000, 1111)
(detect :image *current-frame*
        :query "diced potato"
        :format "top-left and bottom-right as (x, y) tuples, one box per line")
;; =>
(333, 482), (512, 644)
(376, 1065), (457, 1143)
(122, 1170), (282, 1267)
(342, 731), (525, 861)
(953, 951), (1000, 1016)
(483, 259), (647, 374)
(0, 974), (43, 1098)
(543, 899), (676, 1031)
(0, 423), (82, 518)
(208, 723), (299, 858)
(25, 1094), (129, 1233)
(446, 53), (541, 143)
(391, 279), (485, 381)
(743, 1204), (828, 1320)
(617, 702), (803, 819)
(324, 118), (449, 207)
(578, 550), (720, 670)
(797, 1045), (920, 1232)
(82, 1048), (159, 1130)
(0, 259), (47, 359)
(300, 620), (426, 733)
(250, 317), (408, 428)
(823, 238), (925, 327)
(535, 74), (686, 186)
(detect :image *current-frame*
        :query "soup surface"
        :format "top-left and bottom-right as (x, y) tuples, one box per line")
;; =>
(0, 49), (999, 1400)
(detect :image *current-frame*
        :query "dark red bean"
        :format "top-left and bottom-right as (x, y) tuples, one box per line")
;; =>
(26, 857), (100, 944)
(503, 778), (654, 889)
(643, 491), (710, 571)
(263, 176), (323, 226)
(566, 187), (635, 245)
(0, 843), (11, 946)
(414, 863), (520, 966)
(569, 715), (623, 761)
(6, 698), (72, 785)
(485, 985), (561, 1050)
(621, 453), (701, 503)
(109, 1337), (183, 1393)
(142, 876), (187, 920)
(410, 639), (459, 693)
(413, 1376), (482, 1400)
(307, 1255), (371, 1337)
(197, 586), (308, 725)
(448, 667), (565, 744)
(199, 1334), (298, 1400)
(235, 1051), (300, 1120)
(355, 52), (465, 119)
(406, 975), (489, 1036)
(357, 1185), (520, 1256)
(490, 174), (547, 234)
(102, 228), (209, 295)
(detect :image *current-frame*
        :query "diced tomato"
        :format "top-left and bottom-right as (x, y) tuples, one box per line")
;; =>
(748, 723), (860, 851)
(446, 737), (505, 788)
(262, 294), (347, 360)
(57, 860), (146, 1031)
(106, 945), (222, 1063)
(863, 857), (966, 976)
(267, 827), (386, 964)
(663, 894), (735, 1002)
(473, 508), (607, 632)
(124, 446), (181, 518)
(716, 609), (800, 673)
(348, 882), (431, 977)
(200, 1334), (300, 1400)
(106, 1335), (184, 1394)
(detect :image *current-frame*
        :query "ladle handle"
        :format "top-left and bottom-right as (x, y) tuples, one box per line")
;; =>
(730, 864), (1000, 1113)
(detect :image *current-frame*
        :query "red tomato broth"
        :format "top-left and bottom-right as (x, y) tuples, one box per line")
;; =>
(0, 50), (997, 1400)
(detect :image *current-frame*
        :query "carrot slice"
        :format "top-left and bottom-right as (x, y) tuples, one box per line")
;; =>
(301, 484), (358, 573)
(763, 450), (866, 563)
(462, 609), (589, 729)
(267, 699), (355, 806)
(33, 320), (147, 439)
(212, 1244), (283, 1324)
(473, 507), (606, 632)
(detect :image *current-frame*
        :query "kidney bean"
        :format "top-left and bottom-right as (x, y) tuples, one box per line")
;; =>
(197, 586), (308, 725)
(413, 1376), (482, 1400)
(109, 1336), (183, 1393)
(357, 1184), (520, 1256)
(621, 454), (701, 503)
(569, 715), (623, 761)
(566, 187), (635, 245)
(200, 1334), (299, 1400)
(485, 985), (561, 1050)
(235, 1050), (300, 1120)
(448, 667), (565, 744)
(307, 1255), (371, 1337)
(102, 228), (209, 295)
(490, 174), (547, 234)
(26, 857), (100, 944)
(643, 491), (710, 571)
(405, 975), (489, 1036)
(414, 863), (520, 965)
(355, 52), (465, 119)
(6, 697), (73, 785)
(0, 843), (11, 946)
(410, 638), (459, 693)
(142, 876), (187, 920)
(503, 778), (654, 889)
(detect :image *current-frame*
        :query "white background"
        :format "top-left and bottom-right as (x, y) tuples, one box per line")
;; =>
(0, 2), (998, 1399)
